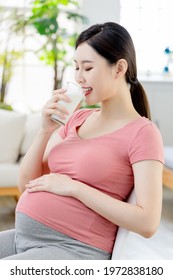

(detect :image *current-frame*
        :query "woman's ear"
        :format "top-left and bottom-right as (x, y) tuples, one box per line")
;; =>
(114, 59), (128, 79)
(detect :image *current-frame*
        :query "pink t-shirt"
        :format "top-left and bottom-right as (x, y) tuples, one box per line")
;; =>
(16, 109), (164, 253)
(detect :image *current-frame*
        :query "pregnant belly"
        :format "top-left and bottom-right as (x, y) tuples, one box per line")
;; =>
(16, 190), (94, 237)
(16, 190), (117, 253)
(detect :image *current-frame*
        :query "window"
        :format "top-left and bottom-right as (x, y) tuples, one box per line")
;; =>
(0, 0), (29, 7)
(120, 0), (173, 76)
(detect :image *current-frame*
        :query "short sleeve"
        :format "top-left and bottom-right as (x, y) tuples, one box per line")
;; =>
(129, 123), (164, 164)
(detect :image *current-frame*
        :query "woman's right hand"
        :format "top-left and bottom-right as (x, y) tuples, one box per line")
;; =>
(41, 88), (71, 132)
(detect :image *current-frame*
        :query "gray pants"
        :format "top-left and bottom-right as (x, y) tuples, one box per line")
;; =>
(0, 213), (111, 260)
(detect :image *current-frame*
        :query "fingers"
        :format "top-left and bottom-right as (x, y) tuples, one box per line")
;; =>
(52, 88), (71, 103)
(47, 100), (69, 115)
(26, 177), (45, 192)
(26, 185), (43, 193)
(44, 88), (71, 120)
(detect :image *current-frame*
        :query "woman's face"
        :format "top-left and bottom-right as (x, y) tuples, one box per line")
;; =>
(74, 42), (117, 106)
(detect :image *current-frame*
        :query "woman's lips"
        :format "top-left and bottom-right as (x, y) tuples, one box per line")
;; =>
(83, 87), (92, 96)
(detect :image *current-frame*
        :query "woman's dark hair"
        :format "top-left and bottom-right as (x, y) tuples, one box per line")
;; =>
(76, 22), (151, 120)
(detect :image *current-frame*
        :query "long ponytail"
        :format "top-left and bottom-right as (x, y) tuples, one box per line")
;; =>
(129, 81), (151, 120)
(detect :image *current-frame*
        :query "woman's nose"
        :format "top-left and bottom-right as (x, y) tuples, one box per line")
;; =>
(75, 71), (85, 85)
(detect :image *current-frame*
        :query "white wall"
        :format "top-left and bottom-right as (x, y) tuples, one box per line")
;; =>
(81, 0), (120, 27)
(141, 79), (173, 146)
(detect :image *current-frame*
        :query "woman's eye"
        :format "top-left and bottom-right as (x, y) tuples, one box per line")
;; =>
(75, 67), (93, 71)
(85, 68), (92, 71)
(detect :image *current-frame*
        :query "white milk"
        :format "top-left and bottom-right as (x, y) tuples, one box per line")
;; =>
(50, 82), (83, 125)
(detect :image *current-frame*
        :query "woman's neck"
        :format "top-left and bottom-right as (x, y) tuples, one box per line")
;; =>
(99, 90), (139, 122)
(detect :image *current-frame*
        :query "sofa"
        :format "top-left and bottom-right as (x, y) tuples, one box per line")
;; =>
(0, 109), (41, 200)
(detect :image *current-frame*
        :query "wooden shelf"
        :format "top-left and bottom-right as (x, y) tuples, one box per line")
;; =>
(163, 166), (173, 190)
(0, 187), (21, 201)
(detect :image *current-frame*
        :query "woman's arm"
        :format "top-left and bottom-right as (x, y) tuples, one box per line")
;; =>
(18, 88), (70, 193)
(73, 160), (163, 237)
(26, 159), (163, 238)
(18, 129), (62, 193)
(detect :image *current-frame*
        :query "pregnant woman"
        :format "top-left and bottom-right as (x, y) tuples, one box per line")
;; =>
(0, 22), (164, 260)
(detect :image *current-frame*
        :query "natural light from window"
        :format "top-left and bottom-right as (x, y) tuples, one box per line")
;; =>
(120, 0), (173, 76)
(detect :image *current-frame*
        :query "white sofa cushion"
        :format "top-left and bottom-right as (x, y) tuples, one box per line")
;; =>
(164, 146), (173, 169)
(111, 190), (135, 259)
(0, 109), (26, 163)
(20, 112), (41, 156)
(0, 163), (20, 187)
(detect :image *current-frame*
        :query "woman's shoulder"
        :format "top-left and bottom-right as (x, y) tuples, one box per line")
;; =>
(128, 117), (161, 135)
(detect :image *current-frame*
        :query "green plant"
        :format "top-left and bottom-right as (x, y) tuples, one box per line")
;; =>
(0, 49), (23, 103)
(28, 0), (87, 89)
(0, 102), (13, 111)
(0, 7), (25, 105)
(81, 103), (101, 109)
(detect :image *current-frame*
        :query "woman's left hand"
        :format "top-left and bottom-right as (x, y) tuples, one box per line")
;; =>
(26, 173), (75, 196)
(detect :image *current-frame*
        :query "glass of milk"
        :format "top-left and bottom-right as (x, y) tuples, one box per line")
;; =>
(50, 82), (83, 125)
